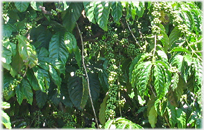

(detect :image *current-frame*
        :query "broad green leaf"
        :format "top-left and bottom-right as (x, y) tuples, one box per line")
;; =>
(169, 27), (181, 48)
(49, 32), (69, 65)
(64, 32), (77, 53)
(62, 3), (83, 32)
(17, 35), (38, 68)
(61, 85), (73, 108)
(49, 64), (62, 93)
(26, 69), (40, 91)
(89, 73), (100, 102)
(83, 2), (96, 24)
(148, 106), (157, 128)
(167, 105), (177, 128)
(1, 110), (12, 129)
(30, 2), (43, 11)
(80, 77), (89, 109)
(74, 47), (82, 67)
(36, 90), (48, 108)
(3, 73), (15, 100)
(33, 67), (50, 92)
(3, 24), (13, 37)
(94, 2), (110, 31)
(171, 73), (179, 91)
(21, 79), (33, 105)
(14, 2), (29, 12)
(132, 61), (152, 100)
(153, 64), (167, 99)
(15, 85), (24, 105)
(68, 76), (83, 110)
(99, 95), (109, 126)
(111, 2), (123, 23)
(98, 70), (109, 92)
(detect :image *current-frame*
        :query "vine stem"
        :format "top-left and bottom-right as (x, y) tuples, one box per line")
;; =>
(125, 20), (142, 49)
(76, 23), (99, 128)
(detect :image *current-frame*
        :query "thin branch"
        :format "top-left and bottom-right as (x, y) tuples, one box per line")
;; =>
(125, 20), (142, 49)
(76, 23), (99, 128)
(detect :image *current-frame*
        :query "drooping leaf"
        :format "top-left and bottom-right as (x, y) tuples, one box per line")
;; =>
(89, 73), (100, 102)
(83, 2), (96, 24)
(36, 90), (48, 108)
(177, 108), (187, 128)
(153, 64), (167, 99)
(94, 1), (110, 31)
(169, 27), (181, 48)
(2, 46), (12, 70)
(49, 32), (69, 65)
(171, 72), (179, 91)
(16, 35), (38, 68)
(62, 3), (83, 32)
(111, 2), (123, 24)
(80, 77), (89, 109)
(167, 104), (177, 128)
(131, 61), (152, 100)
(15, 85), (24, 105)
(21, 79), (33, 105)
(68, 76), (83, 110)
(99, 95), (109, 126)
(48, 64), (62, 93)
(33, 66), (50, 92)
(148, 106), (157, 128)
(14, 2), (29, 12)
(26, 69), (40, 91)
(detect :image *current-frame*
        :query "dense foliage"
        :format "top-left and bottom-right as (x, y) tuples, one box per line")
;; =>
(2, 1), (202, 129)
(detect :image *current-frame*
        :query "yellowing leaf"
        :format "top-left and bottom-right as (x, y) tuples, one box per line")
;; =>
(148, 106), (157, 128)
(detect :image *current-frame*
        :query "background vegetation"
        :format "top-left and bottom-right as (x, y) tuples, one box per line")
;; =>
(2, 1), (202, 129)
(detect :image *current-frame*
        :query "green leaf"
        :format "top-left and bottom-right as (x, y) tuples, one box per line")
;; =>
(169, 27), (181, 48)
(167, 105), (177, 128)
(148, 106), (157, 128)
(21, 79), (33, 105)
(171, 73), (179, 91)
(36, 90), (48, 108)
(2, 102), (10, 109)
(14, 2), (29, 12)
(30, 2), (43, 11)
(80, 77), (89, 109)
(3, 24), (13, 37)
(153, 64), (168, 99)
(98, 70), (109, 92)
(99, 95), (109, 126)
(131, 61), (152, 100)
(33, 67), (50, 92)
(94, 2), (110, 31)
(89, 73), (100, 102)
(68, 76), (83, 110)
(1, 110), (12, 129)
(17, 35), (38, 68)
(104, 119), (115, 129)
(49, 64), (62, 93)
(62, 3), (83, 32)
(171, 46), (191, 54)
(26, 69), (40, 90)
(49, 32), (69, 65)
(15, 85), (24, 105)
(2, 46), (12, 70)
(83, 2), (96, 24)
(177, 108), (186, 128)
(111, 2), (123, 23)
(156, 50), (168, 63)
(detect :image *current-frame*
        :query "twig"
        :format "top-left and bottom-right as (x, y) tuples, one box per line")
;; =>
(76, 23), (99, 128)
(125, 20), (142, 49)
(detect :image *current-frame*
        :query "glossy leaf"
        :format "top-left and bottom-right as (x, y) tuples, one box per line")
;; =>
(49, 64), (62, 92)
(169, 27), (181, 48)
(21, 79), (33, 105)
(111, 2), (123, 23)
(49, 32), (69, 65)
(62, 3), (83, 32)
(94, 2), (110, 31)
(148, 106), (157, 128)
(3, 24), (13, 37)
(15, 85), (24, 105)
(80, 77), (89, 109)
(83, 2), (96, 24)
(14, 2), (29, 12)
